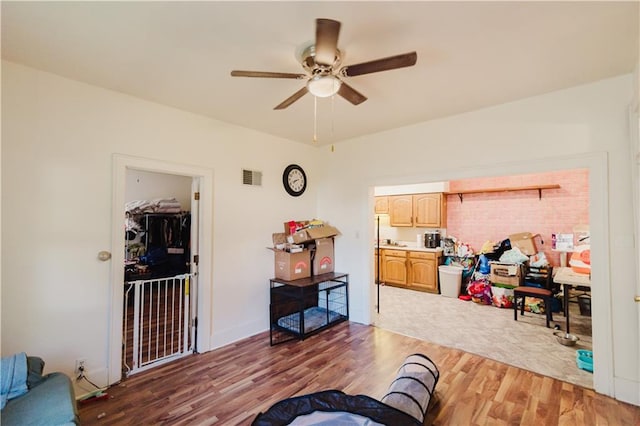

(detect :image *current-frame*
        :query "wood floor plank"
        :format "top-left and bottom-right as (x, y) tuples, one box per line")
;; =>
(78, 322), (640, 425)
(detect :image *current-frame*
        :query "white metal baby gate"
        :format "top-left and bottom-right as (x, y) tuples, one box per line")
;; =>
(123, 274), (194, 376)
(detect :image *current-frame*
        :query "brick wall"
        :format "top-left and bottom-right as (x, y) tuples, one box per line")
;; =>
(446, 169), (589, 266)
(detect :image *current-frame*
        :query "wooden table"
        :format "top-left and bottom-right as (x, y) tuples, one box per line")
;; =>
(553, 267), (591, 334)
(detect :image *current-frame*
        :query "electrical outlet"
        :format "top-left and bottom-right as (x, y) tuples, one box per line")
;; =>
(75, 358), (86, 377)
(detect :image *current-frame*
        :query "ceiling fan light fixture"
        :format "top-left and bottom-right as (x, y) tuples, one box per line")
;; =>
(307, 75), (341, 98)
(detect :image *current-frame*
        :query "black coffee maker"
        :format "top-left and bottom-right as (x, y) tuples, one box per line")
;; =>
(424, 231), (441, 248)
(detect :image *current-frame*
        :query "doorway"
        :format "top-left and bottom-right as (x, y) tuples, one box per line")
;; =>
(122, 170), (195, 376)
(108, 154), (214, 386)
(372, 168), (594, 388)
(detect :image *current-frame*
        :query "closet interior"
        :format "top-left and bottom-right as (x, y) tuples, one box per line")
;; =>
(124, 198), (191, 281)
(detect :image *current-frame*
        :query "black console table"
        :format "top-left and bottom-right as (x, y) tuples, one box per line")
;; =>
(269, 272), (349, 345)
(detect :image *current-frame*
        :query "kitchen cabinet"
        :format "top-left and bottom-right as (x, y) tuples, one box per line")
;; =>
(374, 196), (389, 214)
(380, 248), (442, 293)
(408, 251), (441, 293)
(388, 193), (446, 228)
(388, 195), (413, 226)
(381, 249), (408, 286)
(414, 193), (447, 228)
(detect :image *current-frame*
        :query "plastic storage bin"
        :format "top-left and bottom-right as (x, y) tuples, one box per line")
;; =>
(439, 265), (463, 297)
(576, 349), (593, 372)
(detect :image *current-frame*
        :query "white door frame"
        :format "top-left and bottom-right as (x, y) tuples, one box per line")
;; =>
(109, 154), (214, 385)
(630, 101), (640, 406)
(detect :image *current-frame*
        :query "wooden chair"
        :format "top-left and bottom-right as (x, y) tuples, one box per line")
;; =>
(513, 286), (554, 328)
(513, 265), (555, 328)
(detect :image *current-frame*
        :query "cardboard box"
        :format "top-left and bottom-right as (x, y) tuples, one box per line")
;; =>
(272, 249), (311, 281)
(284, 225), (340, 245)
(508, 232), (539, 256)
(311, 238), (335, 275)
(307, 225), (340, 240)
(490, 262), (522, 287)
(272, 233), (287, 249)
(287, 230), (310, 244)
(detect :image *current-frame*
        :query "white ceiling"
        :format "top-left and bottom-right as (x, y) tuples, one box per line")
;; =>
(2, 1), (638, 146)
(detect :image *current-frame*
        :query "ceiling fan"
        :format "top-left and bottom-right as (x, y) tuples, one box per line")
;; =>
(230, 18), (417, 110)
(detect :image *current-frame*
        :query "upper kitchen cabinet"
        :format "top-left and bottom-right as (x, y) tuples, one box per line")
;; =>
(388, 193), (447, 227)
(414, 193), (447, 228)
(374, 196), (389, 214)
(389, 195), (414, 226)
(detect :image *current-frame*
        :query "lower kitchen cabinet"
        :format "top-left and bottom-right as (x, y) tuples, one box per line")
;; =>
(381, 249), (408, 286)
(408, 251), (441, 293)
(381, 249), (442, 293)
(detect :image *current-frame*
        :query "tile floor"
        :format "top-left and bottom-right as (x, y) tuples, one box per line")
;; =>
(372, 284), (594, 389)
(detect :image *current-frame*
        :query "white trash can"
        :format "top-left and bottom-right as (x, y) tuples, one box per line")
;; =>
(439, 265), (463, 298)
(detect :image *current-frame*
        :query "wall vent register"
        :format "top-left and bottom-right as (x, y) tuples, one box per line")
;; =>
(242, 169), (263, 186)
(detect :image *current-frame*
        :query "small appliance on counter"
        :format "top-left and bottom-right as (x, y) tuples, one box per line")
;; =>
(424, 231), (441, 249)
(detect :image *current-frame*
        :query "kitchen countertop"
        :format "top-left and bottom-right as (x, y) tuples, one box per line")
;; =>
(376, 244), (443, 253)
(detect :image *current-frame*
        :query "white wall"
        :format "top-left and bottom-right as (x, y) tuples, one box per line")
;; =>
(1, 61), (320, 390)
(317, 75), (639, 405)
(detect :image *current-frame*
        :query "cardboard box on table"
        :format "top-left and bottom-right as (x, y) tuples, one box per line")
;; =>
(284, 225), (340, 244)
(271, 249), (311, 281)
(270, 223), (340, 280)
(310, 238), (335, 276)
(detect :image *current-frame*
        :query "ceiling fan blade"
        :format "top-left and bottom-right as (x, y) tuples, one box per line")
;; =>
(337, 82), (367, 106)
(231, 70), (306, 79)
(274, 86), (309, 110)
(315, 18), (341, 66)
(341, 51), (418, 77)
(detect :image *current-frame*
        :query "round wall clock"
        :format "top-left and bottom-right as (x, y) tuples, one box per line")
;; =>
(282, 164), (307, 197)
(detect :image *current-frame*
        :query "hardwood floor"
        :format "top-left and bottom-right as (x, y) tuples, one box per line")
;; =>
(78, 322), (639, 425)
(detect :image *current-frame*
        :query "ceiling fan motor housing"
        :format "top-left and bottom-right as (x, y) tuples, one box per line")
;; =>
(300, 44), (342, 76)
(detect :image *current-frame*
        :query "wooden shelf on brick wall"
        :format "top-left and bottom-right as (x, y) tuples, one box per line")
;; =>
(446, 184), (561, 203)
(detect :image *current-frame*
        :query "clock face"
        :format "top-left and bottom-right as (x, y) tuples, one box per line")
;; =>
(283, 164), (307, 196)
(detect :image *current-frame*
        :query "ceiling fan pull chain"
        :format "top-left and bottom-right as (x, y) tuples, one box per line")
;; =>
(331, 95), (335, 137)
(313, 96), (318, 143)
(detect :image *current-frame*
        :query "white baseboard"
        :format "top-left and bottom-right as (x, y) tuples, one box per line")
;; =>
(615, 376), (640, 407)
(209, 319), (266, 350)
